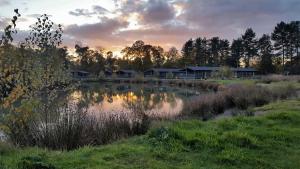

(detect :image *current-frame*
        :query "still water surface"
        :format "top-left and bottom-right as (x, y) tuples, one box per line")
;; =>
(67, 82), (202, 119)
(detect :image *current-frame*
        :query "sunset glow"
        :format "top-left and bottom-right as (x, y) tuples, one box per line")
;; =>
(1, 0), (300, 55)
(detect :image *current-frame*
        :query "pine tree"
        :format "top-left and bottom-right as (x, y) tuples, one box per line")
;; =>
(272, 22), (289, 71)
(181, 39), (194, 66)
(258, 34), (275, 74)
(227, 38), (243, 67)
(242, 28), (257, 67)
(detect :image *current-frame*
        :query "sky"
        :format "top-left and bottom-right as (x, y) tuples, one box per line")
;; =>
(1, 0), (300, 55)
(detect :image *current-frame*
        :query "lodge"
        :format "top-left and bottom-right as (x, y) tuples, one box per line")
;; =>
(71, 67), (257, 80)
(143, 68), (185, 79)
(71, 70), (90, 79)
(116, 69), (137, 78)
(144, 67), (257, 79)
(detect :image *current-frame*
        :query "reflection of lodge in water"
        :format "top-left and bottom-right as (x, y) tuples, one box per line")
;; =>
(69, 84), (198, 119)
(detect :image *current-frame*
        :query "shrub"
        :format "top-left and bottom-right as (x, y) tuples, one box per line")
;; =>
(133, 73), (144, 83)
(0, 142), (15, 155)
(148, 127), (185, 152)
(17, 156), (56, 169)
(220, 131), (258, 148)
(166, 72), (174, 79)
(217, 66), (233, 79)
(98, 71), (105, 80)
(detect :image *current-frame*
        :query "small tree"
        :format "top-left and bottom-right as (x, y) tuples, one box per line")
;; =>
(166, 72), (174, 79)
(98, 71), (106, 80)
(217, 67), (233, 79)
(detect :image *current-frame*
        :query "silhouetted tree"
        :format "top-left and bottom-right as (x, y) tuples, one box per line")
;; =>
(242, 28), (257, 67)
(258, 34), (275, 74)
(181, 39), (194, 66)
(227, 38), (243, 67)
(152, 46), (165, 67)
(194, 37), (209, 65)
(164, 47), (179, 67)
(209, 37), (220, 66)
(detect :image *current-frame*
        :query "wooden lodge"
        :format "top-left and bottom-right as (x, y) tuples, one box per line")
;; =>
(180, 66), (257, 79)
(144, 68), (185, 79)
(72, 67), (257, 80)
(116, 70), (137, 78)
(144, 67), (257, 79)
(71, 70), (90, 79)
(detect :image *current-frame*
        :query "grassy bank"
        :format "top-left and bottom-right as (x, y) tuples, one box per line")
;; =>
(1, 99), (300, 169)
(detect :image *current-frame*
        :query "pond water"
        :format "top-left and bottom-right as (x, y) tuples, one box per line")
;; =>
(67, 82), (202, 119)
(1, 83), (206, 149)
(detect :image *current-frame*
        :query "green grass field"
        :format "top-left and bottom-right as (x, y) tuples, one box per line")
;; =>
(1, 99), (300, 169)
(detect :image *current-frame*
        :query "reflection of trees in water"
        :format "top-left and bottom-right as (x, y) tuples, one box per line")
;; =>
(65, 83), (197, 119)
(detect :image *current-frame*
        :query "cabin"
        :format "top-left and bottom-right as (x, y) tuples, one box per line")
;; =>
(232, 68), (257, 78)
(71, 70), (90, 79)
(104, 69), (113, 77)
(144, 68), (185, 79)
(180, 66), (219, 79)
(180, 66), (257, 79)
(116, 70), (137, 78)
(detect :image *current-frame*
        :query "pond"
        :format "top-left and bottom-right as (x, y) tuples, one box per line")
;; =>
(67, 82), (202, 119)
(1, 82), (207, 149)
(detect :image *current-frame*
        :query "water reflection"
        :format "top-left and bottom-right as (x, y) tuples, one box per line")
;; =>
(67, 83), (200, 119)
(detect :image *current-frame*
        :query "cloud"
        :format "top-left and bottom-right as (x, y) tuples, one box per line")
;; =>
(69, 5), (109, 17)
(179, 0), (300, 39)
(92, 5), (109, 15)
(141, 0), (176, 24)
(64, 17), (129, 48)
(116, 0), (176, 25)
(0, 17), (10, 29)
(69, 9), (95, 17)
(0, 0), (9, 6)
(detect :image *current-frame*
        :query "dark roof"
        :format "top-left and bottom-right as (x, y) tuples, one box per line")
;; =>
(183, 66), (220, 71)
(117, 69), (137, 74)
(145, 68), (183, 73)
(182, 66), (257, 72)
(232, 68), (257, 72)
(71, 70), (90, 74)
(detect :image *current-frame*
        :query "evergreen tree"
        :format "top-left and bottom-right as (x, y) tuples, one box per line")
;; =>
(272, 22), (289, 71)
(209, 37), (220, 66)
(227, 38), (243, 67)
(181, 39), (194, 66)
(258, 34), (275, 74)
(219, 39), (230, 66)
(194, 37), (209, 65)
(242, 28), (257, 67)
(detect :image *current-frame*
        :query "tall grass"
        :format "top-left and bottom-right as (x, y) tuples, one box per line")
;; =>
(5, 103), (150, 150)
(186, 83), (297, 116)
(258, 74), (300, 83)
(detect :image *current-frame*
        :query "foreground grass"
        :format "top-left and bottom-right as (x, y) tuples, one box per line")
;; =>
(1, 99), (300, 169)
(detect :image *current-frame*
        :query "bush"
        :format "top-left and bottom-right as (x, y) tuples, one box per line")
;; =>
(217, 66), (233, 79)
(0, 142), (15, 155)
(220, 131), (258, 148)
(133, 73), (144, 83)
(148, 127), (185, 152)
(166, 72), (174, 79)
(98, 71), (105, 80)
(17, 156), (56, 169)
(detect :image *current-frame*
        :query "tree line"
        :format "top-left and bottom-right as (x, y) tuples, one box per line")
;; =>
(181, 21), (300, 74)
(73, 21), (300, 75)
